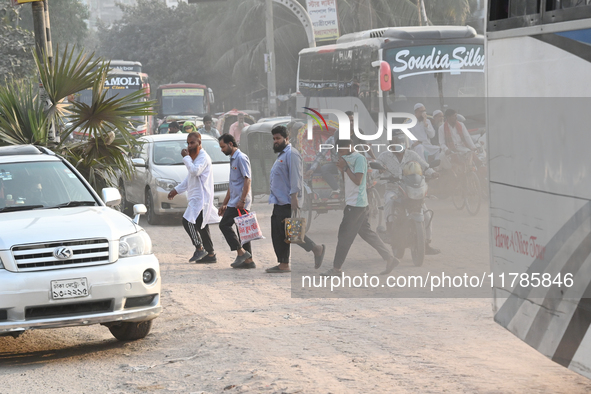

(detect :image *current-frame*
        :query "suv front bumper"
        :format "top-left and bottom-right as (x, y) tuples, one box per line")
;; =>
(0, 254), (161, 335)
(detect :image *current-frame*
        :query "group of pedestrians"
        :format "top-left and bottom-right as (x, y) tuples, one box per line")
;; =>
(167, 122), (401, 276)
(166, 107), (476, 276)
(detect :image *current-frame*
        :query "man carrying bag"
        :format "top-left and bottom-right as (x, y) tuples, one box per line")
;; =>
(218, 134), (257, 269)
(266, 125), (325, 273)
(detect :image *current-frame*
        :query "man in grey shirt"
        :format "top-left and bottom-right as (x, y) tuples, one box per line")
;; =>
(198, 115), (221, 139)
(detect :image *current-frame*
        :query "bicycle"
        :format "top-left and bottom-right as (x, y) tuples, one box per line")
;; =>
(450, 150), (481, 216)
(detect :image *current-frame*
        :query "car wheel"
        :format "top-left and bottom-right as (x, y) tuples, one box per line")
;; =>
(116, 180), (131, 216)
(146, 189), (161, 225)
(108, 320), (153, 341)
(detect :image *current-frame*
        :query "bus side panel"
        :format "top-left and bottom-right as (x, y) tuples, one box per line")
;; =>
(488, 33), (591, 378)
(487, 37), (591, 201)
(490, 182), (591, 377)
(487, 36), (591, 98)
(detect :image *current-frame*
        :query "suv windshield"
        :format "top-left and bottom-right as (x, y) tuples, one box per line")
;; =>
(153, 139), (230, 165)
(0, 161), (97, 211)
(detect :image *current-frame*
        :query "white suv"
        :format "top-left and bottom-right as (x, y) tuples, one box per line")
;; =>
(0, 145), (161, 341)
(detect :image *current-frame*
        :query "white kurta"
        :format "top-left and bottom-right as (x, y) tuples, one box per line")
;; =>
(175, 150), (220, 227)
(410, 119), (441, 161)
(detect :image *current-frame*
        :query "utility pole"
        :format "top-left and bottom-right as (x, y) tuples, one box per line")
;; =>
(30, 0), (57, 142)
(265, 0), (277, 117)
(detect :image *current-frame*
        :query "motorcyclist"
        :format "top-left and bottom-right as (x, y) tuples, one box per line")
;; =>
(376, 132), (441, 255)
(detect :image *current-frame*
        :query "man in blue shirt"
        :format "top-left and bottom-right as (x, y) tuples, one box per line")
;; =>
(217, 134), (256, 269)
(266, 125), (325, 273)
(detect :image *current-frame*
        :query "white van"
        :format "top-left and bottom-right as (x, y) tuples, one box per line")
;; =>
(0, 145), (161, 341)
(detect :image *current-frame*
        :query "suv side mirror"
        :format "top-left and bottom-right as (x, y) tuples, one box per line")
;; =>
(132, 158), (147, 167)
(132, 204), (147, 224)
(102, 187), (122, 207)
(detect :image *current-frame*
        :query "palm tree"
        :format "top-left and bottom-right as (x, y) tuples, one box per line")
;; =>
(0, 46), (154, 191)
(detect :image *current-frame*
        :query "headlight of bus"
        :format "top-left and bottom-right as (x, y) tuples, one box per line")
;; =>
(156, 178), (178, 191)
(119, 230), (152, 258)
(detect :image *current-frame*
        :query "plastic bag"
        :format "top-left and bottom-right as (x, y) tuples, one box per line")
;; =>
(233, 209), (264, 245)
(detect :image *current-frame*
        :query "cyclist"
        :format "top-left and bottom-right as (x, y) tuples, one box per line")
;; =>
(438, 108), (477, 169)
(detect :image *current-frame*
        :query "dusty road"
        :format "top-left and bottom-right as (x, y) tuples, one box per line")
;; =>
(1, 197), (591, 393)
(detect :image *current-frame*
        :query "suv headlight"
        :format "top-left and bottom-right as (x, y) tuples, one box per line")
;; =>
(0, 257), (4, 270)
(156, 178), (178, 191)
(119, 230), (152, 258)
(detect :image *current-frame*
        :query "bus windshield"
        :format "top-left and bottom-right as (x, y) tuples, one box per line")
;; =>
(161, 88), (205, 116)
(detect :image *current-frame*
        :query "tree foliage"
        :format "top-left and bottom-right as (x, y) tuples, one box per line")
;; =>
(97, 0), (204, 91)
(0, 47), (154, 192)
(0, 2), (36, 82)
(17, 0), (90, 47)
(95, 0), (475, 111)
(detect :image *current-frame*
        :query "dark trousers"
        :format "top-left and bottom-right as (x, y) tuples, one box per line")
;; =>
(333, 205), (393, 270)
(271, 204), (315, 264)
(219, 206), (253, 255)
(182, 212), (214, 254)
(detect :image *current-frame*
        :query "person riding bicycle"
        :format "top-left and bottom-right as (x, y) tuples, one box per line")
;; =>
(438, 109), (477, 169)
(376, 132), (440, 255)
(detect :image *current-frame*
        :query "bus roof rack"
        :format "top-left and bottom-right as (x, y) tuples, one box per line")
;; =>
(337, 25), (478, 44)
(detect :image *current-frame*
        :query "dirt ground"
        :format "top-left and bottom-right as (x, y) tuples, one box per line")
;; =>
(1, 197), (591, 393)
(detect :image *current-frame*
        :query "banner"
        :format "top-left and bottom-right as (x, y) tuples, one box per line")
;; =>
(305, 0), (339, 43)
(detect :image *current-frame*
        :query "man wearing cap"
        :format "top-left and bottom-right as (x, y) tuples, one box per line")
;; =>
(409, 103), (441, 164)
(431, 110), (444, 145)
(198, 115), (221, 138)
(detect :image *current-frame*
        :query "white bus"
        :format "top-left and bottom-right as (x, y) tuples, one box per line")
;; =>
(296, 26), (485, 146)
(487, 0), (591, 379)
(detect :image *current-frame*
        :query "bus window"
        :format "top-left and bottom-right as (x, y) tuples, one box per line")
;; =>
(490, 0), (509, 20)
(510, 0), (540, 17)
(337, 49), (353, 97)
(298, 56), (312, 97)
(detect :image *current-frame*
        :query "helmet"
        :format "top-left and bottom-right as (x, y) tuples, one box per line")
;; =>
(402, 161), (423, 176)
(391, 132), (408, 150)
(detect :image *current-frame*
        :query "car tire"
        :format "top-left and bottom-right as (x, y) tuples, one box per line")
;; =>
(146, 189), (162, 225)
(116, 180), (131, 216)
(108, 320), (153, 341)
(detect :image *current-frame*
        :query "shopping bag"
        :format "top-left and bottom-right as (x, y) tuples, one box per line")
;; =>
(283, 209), (306, 244)
(233, 209), (264, 245)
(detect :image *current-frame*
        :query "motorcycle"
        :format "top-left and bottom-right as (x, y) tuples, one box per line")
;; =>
(370, 161), (434, 267)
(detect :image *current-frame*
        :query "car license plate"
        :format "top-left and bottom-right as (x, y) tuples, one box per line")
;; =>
(51, 278), (89, 300)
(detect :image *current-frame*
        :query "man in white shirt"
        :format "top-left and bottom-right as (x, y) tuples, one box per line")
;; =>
(438, 109), (477, 154)
(409, 103), (441, 164)
(168, 132), (220, 263)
